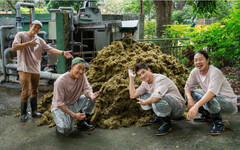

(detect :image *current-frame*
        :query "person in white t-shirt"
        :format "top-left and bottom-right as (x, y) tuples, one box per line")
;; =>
(51, 57), (101, 136)
(185, 50), (238, 135)
(128, 63), (185, 136)
(12, 20), (73, 122)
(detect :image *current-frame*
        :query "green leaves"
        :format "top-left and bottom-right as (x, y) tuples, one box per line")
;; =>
(191, 1), (240, 68)
(192, 0), (217, 16)
(163, 1), (240, 68)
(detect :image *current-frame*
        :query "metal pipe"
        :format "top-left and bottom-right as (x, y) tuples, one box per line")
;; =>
(1, 48), (61, 83)
(0, 26), (15, 83)
(0, 47), (17, 83)
(140, 0), (143, 14)
(40, 71), (61, 80)
(59, 7), (75, 51)
(16, 2), (35, 32)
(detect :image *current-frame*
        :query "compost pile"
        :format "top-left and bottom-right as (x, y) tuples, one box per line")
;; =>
(37, 92), (55, 127)
(37, 33), (188, 129)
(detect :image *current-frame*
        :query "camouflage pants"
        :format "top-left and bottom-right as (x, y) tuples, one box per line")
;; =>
(52, 95), (95, 135)
(139, 93), (184, 119)
(190, 89), (238, 115)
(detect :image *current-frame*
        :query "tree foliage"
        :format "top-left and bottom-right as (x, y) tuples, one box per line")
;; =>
(164, 1), (240, 68)
(191, 1), (240, 68)
(120, 0), (155, 20)
(190, 0), (217, 15)
(144, 20), (157, 39)
(98, 0), (122, 14)
(45, 0), (83, 12)
(172, 4), (192, 24)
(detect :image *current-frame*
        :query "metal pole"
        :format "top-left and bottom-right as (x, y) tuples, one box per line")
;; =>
(140, 0), (143, 14)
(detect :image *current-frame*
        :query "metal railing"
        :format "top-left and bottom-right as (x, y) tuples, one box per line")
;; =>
(138, 38), (190, 59)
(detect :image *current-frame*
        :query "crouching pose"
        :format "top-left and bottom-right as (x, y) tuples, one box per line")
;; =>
(51, 57), (101, 136)
(185, 50), (238, 135)
(128, 63), (185, 136)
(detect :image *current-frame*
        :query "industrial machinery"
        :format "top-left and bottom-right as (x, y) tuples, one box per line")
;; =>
(49, 0), (139, 62)
(0, 0), (140, 82)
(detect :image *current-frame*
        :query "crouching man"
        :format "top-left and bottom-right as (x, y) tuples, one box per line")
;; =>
(51, 57), (101, 136)
(128, 63), (185, 136)
(185, 50), (238, 135)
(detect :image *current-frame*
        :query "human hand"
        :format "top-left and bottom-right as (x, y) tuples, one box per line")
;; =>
(75, 112), (86, 121)
(90, 90), (101, 100)
(187, 105), (199, 120)
(28, 38), (41, 47)
(128, 69), (136, 79)
(63, 50), (74, 59)
(187, 98), (195, 111)
(137, 98), (147, 105)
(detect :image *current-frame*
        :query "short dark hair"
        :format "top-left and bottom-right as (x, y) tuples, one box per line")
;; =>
(194, 50), (211, 65)
(135, 63), (149, 73)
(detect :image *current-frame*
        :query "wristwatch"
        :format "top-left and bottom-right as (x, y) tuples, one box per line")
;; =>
(62, 51), (64, 55)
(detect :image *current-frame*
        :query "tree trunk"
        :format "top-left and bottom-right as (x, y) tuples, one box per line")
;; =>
(153, 0), (173, 37)
(176, 0), (186, 10)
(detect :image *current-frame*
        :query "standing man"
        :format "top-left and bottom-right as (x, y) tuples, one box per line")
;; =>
(185, 50), (238, 135)
(12, 20), (73, 122)
(51, 57), (101, 136)
(128, 63), (185, 136)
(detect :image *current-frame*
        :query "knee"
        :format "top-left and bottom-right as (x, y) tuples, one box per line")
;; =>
(141, 105), (152, 110)
(56, 126), (72, 136)
(191, 90), (204, 101)
(152, 101), (171, 117)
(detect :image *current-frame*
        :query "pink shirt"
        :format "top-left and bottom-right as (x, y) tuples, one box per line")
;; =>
(136, 74), (185, 106)
(12, 32), (52, 74)
(185, 65), (237, 104)
(51, 72), (93, 111)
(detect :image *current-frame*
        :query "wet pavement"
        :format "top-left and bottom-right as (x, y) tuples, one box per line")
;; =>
(0, 83), (240, 150)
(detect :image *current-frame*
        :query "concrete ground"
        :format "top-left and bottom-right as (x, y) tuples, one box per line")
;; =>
(0, 83), (240, 150)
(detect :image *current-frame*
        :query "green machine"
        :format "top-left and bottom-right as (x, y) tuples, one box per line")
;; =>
(49, 0), (139, 73)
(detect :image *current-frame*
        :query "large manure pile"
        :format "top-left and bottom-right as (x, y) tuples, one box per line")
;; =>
(86, 34), (188, 129)
(37, 34), (188, 129)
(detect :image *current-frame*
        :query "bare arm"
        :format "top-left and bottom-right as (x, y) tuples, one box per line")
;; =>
(195, 91), (215, 108)
(85, 90), (101, 100)
(188, 91), (215, 120)
(50, 48), (74, 59)
(128, 69), (140, 99)
(185, 89), (195, 110)
(57, 105), (86, 121)
(12, 39), (39, 51)
(137, 97), (160, 105)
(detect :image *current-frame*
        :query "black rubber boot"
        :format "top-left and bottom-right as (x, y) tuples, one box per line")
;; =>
(210, 113), (225, 135)
(21, 102), (28, 122)
(30, 98), (42, 118)
(194, 107), (211, 122)
(77, 114), (95, 131)
(155, 116), (172, 136)
(149, 116), (161, 124)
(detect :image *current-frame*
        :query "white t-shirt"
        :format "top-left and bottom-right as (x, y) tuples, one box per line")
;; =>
(184, 65), (237, 104)
(136, 73), (185, 106)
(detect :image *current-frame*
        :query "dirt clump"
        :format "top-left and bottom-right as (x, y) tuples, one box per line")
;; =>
(37, 92), (55, 127)
(36, 34), (188, 129)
